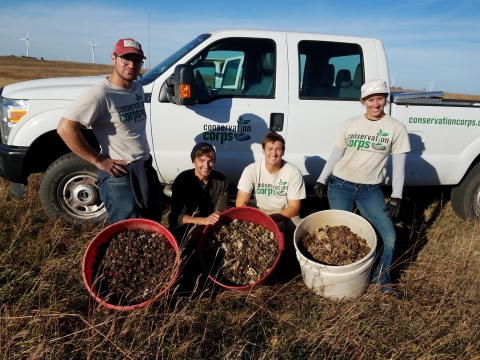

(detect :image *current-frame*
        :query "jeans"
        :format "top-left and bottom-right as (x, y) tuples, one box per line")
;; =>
(327, 175), (396, 291)
(99, 174), (162, 224)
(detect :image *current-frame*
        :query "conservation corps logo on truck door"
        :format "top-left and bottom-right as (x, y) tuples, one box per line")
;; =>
(202, 116), (252, 144)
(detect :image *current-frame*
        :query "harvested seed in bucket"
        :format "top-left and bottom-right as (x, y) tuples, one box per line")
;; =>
(206, 219), (278, 285)
(93, 229), (176, 306)
(302, 225), (371, 266)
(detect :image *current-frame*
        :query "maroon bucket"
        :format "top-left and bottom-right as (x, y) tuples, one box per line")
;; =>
(197, 207), (284, 291)
(82, 219), (181, 311)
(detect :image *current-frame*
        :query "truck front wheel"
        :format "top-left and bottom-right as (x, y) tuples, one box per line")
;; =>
(39, 153), (107, 224)
(451, 161), (480, 221)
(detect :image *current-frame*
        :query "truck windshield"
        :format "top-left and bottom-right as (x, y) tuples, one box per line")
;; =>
(137, 34), (211, 86)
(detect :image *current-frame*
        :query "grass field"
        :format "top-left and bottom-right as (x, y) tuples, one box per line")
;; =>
(1, 57), (480, 359)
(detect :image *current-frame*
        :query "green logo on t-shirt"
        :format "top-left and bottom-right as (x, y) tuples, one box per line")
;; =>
(347, 128), (390, 151)
(277, 179), (287, 195)
(256, 180), (289, 196)
(372, 129), (388, 150)
(116, 95), (146, 123)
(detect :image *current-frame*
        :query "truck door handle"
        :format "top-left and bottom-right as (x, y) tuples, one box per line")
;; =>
(270, 113), (284, 131)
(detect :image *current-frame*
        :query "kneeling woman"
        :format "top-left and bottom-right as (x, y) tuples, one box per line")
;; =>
(314, 79), (411, 300)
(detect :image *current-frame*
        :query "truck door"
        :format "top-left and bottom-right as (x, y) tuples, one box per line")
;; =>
(150, 34), (288, 184)
(284, 34), (373, 185)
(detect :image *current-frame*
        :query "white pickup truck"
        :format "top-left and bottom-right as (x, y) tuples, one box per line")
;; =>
(1, 30), (480, 223)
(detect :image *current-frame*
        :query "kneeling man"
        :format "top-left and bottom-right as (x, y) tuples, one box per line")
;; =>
(169, 142), (230, 241)
(236, 132), (306, 234)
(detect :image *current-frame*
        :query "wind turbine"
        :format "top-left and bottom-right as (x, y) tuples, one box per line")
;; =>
(427, 80), (435, 92)
(20, 31), (30, 57)
(390, 74), (397, 87)
(88, 41), (99, 63)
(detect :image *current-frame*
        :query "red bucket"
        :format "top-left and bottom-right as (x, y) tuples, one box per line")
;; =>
(82, 219), (181, 311)
(197, 207), (284, 291)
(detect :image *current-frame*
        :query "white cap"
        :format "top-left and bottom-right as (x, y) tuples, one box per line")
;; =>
(361, 79), (389, 99)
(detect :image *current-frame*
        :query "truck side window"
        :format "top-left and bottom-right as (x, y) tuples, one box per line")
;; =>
(298, 40), (363, 100)
(188, 38), (276, 102)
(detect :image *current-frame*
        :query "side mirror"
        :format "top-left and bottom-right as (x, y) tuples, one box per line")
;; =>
(159, 75), (174, 103)
(174, 64), (195, 106)
(159, 64), (196, 106)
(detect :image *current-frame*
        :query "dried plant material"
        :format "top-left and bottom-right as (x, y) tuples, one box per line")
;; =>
(302, 225), (371, 266)
(206, 219), (278, 285)
(93, 229), (176, 306)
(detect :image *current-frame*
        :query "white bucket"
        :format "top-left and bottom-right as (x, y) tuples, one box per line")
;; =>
(294, 210), (377, 299)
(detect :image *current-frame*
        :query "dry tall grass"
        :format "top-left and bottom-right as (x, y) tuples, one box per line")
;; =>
(1, 57), (480, 359)
(0, 57), (113, 89)
(1, 175), (480, 359)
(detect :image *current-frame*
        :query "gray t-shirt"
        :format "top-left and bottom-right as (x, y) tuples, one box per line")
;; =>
(238, 159), (306, 211)
(62, 78), (150, 163)
(332, 114), (410, 184)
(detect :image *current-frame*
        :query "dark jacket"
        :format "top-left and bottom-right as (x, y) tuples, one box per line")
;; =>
(168, 169), (229, 229)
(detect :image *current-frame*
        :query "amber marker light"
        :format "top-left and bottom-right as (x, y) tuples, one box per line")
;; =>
(179, 84), (191, 98)
(10, 109), (28, 123)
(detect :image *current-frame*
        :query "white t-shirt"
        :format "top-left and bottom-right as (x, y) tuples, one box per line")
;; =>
(332, 114), (410, 184)
(238, 160), (306, 211)
(62, 78), (150, 163)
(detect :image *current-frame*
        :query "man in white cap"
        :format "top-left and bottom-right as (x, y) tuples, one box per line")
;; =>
(57, 38), (162, 223)
(314, 79), (411, 300)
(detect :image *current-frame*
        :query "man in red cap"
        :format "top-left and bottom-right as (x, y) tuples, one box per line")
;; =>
(57, 38), (162, 223)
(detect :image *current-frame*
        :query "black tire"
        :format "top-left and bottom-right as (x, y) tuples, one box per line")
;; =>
(39, 153), (107, 224)
(451, 161), (480, 221)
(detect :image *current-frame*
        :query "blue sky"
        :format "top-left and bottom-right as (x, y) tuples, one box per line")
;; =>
(1, 0), (479, 94)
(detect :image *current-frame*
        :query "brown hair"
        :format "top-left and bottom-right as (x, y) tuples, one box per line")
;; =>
(262, 131), (285, 150)
(193, 146), (215, 161)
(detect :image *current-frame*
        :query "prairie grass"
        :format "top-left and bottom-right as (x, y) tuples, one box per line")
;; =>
(0, 57), (113, 89)
(1, 57), (480, 359)
(1, 176), (480, 359)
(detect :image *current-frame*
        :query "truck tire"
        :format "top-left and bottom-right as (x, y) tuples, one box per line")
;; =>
(39, 153), (107, 224)
(451, 161), (480, 221)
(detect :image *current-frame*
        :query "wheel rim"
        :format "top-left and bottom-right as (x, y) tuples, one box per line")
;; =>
(58, 171), (106, 219)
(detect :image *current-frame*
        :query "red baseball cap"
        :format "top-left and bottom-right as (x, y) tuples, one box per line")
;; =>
(112, 38), (146, 59)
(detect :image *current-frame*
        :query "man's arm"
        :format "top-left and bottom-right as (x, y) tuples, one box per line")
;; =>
(57, 117), (127, 177)
(270, 199), (301, 222)
(236, 189), (251, 207)
(181, 212), (221, 226)
(214, 178), (230, 213)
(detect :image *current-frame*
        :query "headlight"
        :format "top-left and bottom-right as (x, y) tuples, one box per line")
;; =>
(0, 98), (28, 144)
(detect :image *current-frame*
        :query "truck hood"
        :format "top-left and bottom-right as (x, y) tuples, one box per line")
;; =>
(2, 75), (109, 100)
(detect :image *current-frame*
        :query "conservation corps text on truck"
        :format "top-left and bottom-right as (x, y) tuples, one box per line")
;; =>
(1, 30), (480, 223)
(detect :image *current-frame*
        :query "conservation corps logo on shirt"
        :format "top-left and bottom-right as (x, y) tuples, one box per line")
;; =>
(116, 93), (146, 123)
(256, 179), (288, 196)
(347, 129), (390, 152)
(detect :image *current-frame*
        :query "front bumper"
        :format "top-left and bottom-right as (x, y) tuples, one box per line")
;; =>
(0, 143), (29, 184)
